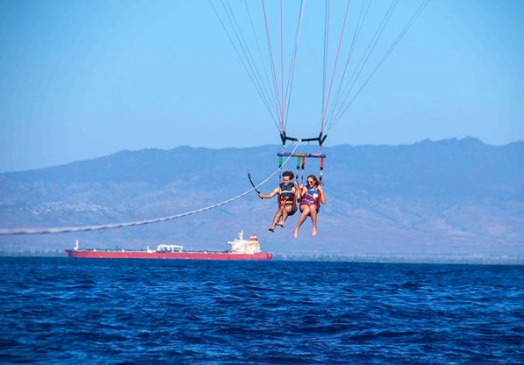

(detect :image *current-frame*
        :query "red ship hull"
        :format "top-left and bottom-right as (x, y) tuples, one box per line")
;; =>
(65, 249), (273, 260)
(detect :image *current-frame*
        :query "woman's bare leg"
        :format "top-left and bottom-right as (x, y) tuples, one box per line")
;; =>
(310, 205), (318, 236)
(294, 206), (310, 238)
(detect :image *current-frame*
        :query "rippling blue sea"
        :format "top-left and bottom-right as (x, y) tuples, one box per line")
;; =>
(1, 258), (523, 364)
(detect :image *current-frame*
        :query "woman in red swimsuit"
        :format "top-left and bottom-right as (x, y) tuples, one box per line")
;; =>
(294, 175), (327, 238)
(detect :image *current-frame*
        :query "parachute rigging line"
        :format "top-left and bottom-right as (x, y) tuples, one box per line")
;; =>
(260, 0), (305, 134)
(210, 1), (279, 127)
(321, 0), (352, 134)
(232, 0), (287, 126)
(222, 0), (277, 116)
(210, 0), (430, 144)
(327, 0), (400, 127)
(327, 0), (431, 132)
(280, 0), (284, 127)
(261, 0), (284, 131)
(327, 0), (372, 126)
(283, 0), (306, 130)
(243, 0), (278, 117)
(0, 143), (302, 236)
(321, 0), (331, 134)
(228, 2), (280, 129)
(209, 0), (280, 130)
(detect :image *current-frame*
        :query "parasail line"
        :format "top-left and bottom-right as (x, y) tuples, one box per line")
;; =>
(0, 143), (302, 236)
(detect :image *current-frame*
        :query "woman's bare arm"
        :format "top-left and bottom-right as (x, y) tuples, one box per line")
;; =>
(318, 186), (326, 204)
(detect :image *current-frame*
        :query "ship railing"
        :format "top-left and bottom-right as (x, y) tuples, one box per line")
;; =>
(156, 244), (184, 253)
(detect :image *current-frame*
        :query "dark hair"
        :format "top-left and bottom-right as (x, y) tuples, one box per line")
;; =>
(282, 171), (294, 180)
(307, 174), (319, 186)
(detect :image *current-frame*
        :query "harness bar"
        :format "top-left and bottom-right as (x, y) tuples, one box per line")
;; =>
(277, 152), (326, 159)
(280, 131), (328, 146)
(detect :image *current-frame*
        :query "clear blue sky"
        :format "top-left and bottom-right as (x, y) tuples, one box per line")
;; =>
(1, 0), (523, 172)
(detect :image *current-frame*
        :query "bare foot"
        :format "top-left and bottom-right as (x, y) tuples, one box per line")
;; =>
(312, 228), (317, 236)
(268, 227), (275, 233)
(293, 230), (298, 239)
(277, 221), (285, 228)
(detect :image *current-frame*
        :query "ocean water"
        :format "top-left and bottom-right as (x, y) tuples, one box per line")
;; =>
(0, 258), (523, 365)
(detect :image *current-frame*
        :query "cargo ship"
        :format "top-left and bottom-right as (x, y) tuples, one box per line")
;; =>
(65, 231), (273, 260)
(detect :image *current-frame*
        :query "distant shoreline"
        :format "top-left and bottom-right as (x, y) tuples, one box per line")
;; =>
(1, 251), (522, 266)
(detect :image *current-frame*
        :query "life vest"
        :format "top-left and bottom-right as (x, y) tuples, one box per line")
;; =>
(301, 185), (321, 206)
(278, 182), (297, 214)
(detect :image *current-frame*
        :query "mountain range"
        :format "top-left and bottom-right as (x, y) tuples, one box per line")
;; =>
(1, 137), (523, 257)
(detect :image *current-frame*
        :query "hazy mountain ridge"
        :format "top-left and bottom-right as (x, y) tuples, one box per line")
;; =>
(1, 138), (523, 256)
